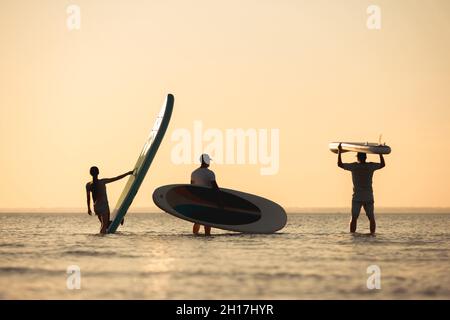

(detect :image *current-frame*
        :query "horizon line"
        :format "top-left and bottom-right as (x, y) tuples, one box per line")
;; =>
(1, 206), (450, 214)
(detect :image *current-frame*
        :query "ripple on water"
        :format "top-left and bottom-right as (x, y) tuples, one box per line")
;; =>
(0, 213), (449, 299)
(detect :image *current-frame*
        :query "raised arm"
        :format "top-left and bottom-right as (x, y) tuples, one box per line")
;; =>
(379, 154), (385, 169)
(104, 170), (134, 184)
(86, 183), (92, 215)
(337, 143), (344, 169)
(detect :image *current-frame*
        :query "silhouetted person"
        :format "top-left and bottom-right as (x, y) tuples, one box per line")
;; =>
(86, 166), (133, 234)
(190, 154), (219, 236)
(337, 144), (385, 234)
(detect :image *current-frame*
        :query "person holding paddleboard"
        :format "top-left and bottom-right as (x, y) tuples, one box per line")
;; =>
(337, 143), (385, 234)
(190, 154), (220, 236)
(86, 167), (133, 234)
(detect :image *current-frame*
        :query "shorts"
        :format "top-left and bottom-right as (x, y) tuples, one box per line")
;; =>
(94, 201), (110, 216)
(351, 200), (375, 219)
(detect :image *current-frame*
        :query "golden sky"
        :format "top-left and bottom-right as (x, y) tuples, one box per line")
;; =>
(1, 0), (449, 210)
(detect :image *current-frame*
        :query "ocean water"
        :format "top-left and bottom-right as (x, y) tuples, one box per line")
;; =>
(0, 212), (449, 300)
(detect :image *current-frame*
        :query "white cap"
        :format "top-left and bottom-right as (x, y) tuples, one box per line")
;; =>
(199, 153), (212, 165)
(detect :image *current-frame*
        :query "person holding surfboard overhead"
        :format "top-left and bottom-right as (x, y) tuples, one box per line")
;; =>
(337, 143), (385, 234)
(86, 166), (134, 234)
(190, 154), (219, 236)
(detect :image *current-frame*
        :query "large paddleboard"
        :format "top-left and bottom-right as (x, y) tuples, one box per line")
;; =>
(152, 184), (287, 234)
(107, 94), (174, 233)
(329, 142), (391, 155)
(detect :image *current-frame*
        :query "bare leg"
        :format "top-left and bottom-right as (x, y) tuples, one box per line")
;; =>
(369, 217), (376, 234)
(364, 202), (376, 234)
(204, 226), (211, 236)
(99, 210), (111, 234)
(350, 217), (357, 233)
(193, 223), (200, 235)
(350, 201), (361, 233)
(100, 214), (108, 234)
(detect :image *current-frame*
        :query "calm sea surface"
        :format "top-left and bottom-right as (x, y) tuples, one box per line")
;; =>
(0, 212), (449, 299)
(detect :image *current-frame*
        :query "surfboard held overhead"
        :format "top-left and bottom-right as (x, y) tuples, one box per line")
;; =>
(329, 142), (391, 155)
